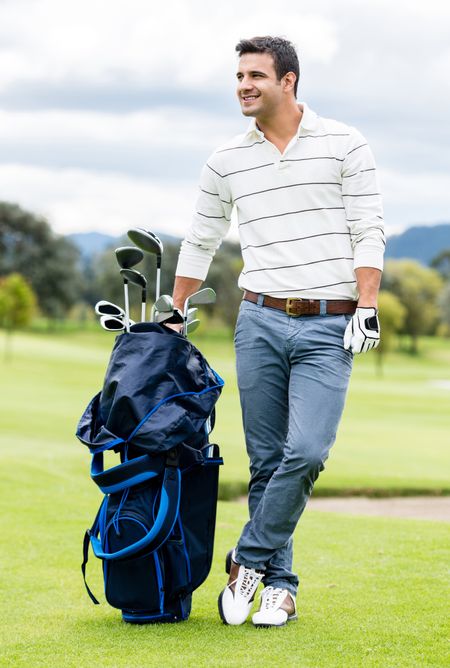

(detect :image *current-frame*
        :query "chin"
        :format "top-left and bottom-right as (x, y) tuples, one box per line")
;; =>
(240, 105), (259, 117)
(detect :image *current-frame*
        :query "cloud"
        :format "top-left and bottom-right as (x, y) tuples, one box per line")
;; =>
(0, 0), (338, 92)
(0, 163), (448, 243)
(380, 167), (450, 231)
(0, 162), (240, 239)
(0, 0), (449, 237)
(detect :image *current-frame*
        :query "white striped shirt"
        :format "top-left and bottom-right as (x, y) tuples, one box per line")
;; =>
(176, 102), (385, 300)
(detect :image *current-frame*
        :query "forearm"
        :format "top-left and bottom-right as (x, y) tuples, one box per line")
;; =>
(173, 275), (203, 311)
(355, 267), (382, 308)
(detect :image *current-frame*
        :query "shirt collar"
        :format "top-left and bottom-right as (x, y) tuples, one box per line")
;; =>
(245, 101), (318, 139)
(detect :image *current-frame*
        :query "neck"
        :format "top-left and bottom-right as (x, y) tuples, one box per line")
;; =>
(255, 101), (302, 142)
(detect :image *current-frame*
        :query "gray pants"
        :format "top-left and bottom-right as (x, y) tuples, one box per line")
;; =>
(234, 299), (353, 595)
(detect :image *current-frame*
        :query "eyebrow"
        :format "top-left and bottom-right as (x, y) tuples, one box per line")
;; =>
(236, 70), (268, 78)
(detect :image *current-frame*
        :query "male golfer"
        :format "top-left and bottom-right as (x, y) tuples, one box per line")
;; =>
(173, 36), (385, 627)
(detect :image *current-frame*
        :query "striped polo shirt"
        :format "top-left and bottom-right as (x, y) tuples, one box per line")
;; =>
(176, 102), (385, 300)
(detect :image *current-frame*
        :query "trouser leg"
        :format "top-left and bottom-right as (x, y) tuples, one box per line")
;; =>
(233, 301), (296, 588)
(235, 309), (353, 595)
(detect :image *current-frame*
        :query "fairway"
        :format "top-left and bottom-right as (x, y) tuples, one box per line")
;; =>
(1, 329), (450, 496)
(1, 465), (448, 667)
(0, 329), (448, 666)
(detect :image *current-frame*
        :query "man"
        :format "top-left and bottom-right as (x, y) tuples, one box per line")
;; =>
(173, 36), (385, 627)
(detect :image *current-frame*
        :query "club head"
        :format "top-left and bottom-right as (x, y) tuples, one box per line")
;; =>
(100, 315), (131, 332)
(127, 228), (163, 263)
(119, 268), (147, 288)
(154, 295), (174, 313)
(187, 307), (198, 322)
(183, 287), (216, 323)
(185, 287), (216, 309)
(186, 318), (200, 334)
(94, 300), (125, 318)
(158, 307), (184, 325)
(115, 246), (144, 269)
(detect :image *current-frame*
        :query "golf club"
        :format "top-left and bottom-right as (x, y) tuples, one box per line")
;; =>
(100, 315), (135, 332)
(153, 294), (174, 322)
(127, 228), (163, 303)
(95, 300), (125, 318)
(115, 246), (144, 332)
(183, 288), (216, 336)
(186, 319), (201, 335)
(157, 307), (184, 325)
(120, 268), (147, 322)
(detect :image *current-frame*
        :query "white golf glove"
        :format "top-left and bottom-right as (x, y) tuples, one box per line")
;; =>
(343, 307), (380, 354)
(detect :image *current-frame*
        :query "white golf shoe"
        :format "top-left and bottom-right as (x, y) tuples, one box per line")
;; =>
(252, 586), (297, 627)
(218, 549), (264, 625)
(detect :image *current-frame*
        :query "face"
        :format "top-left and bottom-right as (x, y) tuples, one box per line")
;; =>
(236, 52), (285, 119)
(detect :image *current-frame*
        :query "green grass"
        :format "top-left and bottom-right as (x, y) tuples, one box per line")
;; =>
(0, 330), (448, 666)
(1, 471), (448, 667)
(1, 329), (450, 496)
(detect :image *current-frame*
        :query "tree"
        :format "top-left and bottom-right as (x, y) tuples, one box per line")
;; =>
(382, 259), (443, 353)
(438, 282), (450, 335)
(374, 290), (406, 374)
(431, 249), (450, 281)
(0, 202), (82, 319)
(0, 273), (37, 359)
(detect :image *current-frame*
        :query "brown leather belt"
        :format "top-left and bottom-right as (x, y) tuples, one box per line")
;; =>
(243, 290), (357, 316)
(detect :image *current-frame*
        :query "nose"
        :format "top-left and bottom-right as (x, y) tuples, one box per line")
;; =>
(237, 77), (255, 95)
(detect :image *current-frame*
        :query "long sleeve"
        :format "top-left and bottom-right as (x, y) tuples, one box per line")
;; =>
(342, 129), (386, 271)
(176, 157), (233, 280)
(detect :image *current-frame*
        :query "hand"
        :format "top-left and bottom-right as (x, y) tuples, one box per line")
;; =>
(164, 323), (184, 333)
(343, 307), (380, 354)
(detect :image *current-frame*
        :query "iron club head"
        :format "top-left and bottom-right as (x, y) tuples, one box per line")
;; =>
(94, 300), (125, 318)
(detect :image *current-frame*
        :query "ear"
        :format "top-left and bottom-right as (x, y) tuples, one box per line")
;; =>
(283, 71), (297, 95)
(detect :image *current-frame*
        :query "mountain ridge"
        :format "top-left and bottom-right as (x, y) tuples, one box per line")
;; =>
(68, 223), (450, 265)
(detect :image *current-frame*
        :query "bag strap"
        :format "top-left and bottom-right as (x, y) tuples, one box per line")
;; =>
(91, 452), (164, 493)
(81, 499), (106, 604)
(90, 466), (181, 561)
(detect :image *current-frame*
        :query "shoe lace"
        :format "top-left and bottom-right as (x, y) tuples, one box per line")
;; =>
(238, 568), (262, 597)
(262, 586), (285, 610)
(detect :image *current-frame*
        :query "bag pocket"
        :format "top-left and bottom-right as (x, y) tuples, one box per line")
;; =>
(104, 514), (164, 611)
(162, 534), (191, 598)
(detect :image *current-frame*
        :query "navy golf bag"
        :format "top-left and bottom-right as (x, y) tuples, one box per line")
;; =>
(76, 322), (224, 623)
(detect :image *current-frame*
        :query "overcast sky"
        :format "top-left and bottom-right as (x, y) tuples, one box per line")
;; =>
(1, 0), (449, 239)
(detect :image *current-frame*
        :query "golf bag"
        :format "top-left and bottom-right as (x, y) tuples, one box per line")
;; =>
(76, 322), (224, 623)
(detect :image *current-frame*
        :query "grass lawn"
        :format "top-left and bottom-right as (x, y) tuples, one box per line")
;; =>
(1, 470), (448, 667)
(0, 329), (448, 666)
(1, 329), (450, 496)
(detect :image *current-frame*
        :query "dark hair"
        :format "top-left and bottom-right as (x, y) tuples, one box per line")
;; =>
(235, 36), (300, 97)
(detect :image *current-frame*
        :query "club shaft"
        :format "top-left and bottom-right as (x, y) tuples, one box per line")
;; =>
(123, 281), (130, 332)
(156, 267), (161, 301)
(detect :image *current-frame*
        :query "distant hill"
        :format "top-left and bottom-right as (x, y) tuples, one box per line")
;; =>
(68, 230), (182, 261)
(68, 223), (450, 267)
(385, 223), (450, 265)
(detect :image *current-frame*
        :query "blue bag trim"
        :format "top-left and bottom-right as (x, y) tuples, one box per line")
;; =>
(90, 467), (181, 561)
(91, 452), (164, 493)
(122, 611), (173, 623)
(128, 382), (224, 442)
(88, 379), (224, 455)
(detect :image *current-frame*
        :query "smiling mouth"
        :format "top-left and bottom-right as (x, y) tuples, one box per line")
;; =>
(242, 95), (260, 102)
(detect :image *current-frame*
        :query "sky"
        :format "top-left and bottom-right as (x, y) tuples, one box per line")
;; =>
(0, 0), (449, 240)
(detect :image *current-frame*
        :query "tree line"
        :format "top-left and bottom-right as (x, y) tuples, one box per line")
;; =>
(1, 201), (450, 356)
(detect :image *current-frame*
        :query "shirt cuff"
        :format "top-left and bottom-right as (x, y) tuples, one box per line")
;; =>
(353, 248), (384, 271)
(175, 253), (212, 281)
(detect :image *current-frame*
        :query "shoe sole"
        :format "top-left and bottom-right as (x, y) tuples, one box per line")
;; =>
(218, 550), (234, 625)
(253, 613), (298, 629)
(217, 589), (229, 625)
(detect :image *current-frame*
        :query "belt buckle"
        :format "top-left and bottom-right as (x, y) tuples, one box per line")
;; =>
(286, 297), (302, 316)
